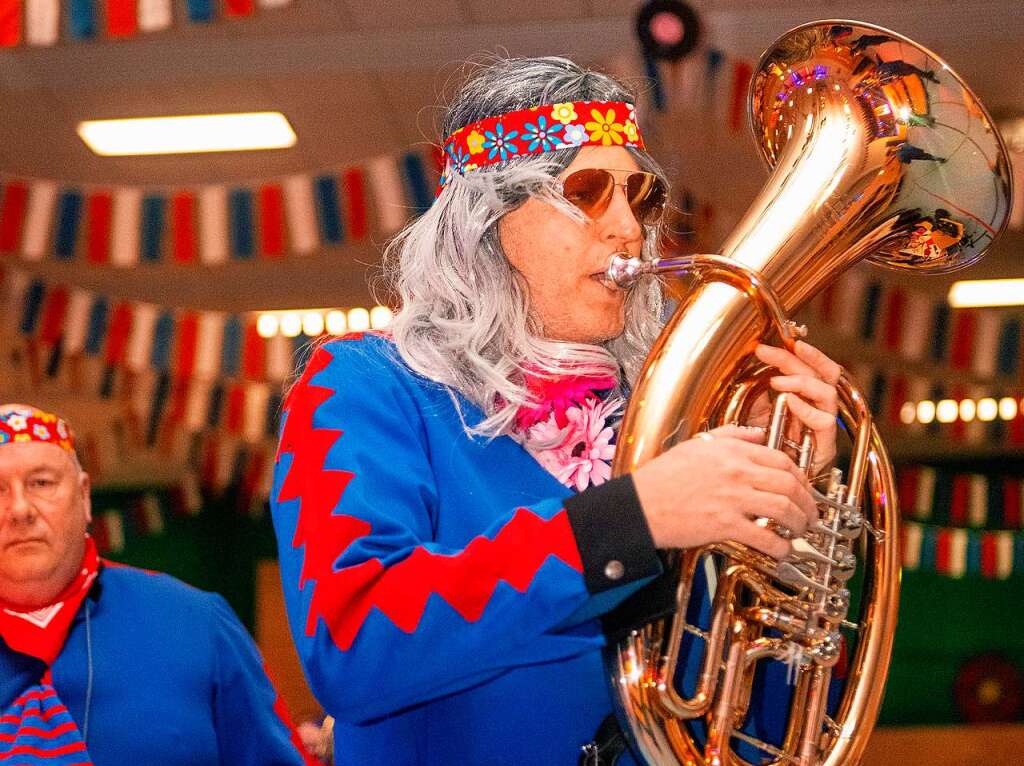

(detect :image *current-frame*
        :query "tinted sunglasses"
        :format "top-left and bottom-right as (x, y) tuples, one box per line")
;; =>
(559, 168), (667, 225)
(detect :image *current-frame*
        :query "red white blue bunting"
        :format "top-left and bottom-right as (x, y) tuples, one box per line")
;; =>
(0, 263), (317, 449)
(91, 476), (203, 554)
(639, 44), (754, 133)
(185, 430), (274, 511)
(814, 270), (1022, 385)
(896, 464), (1024, 580)
(0, 148), (437, 266)
(898, 465), (1024, 529)
(901, 521), (1023, 580)
(843, 360), (1024, 447)
(0, 0), (294, 48)
(6, 260), (1020, 452)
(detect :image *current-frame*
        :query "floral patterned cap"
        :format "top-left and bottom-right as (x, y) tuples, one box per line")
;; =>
(0, 405), (75, 453)
(438, 100), (645, 192)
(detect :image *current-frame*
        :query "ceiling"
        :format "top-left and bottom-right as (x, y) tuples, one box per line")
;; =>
(1, 0), (1022, 311)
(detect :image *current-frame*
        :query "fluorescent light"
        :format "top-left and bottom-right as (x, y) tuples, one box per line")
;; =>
(77, 112), (297, 156)
(948, 279), (1024, 308)
(370, 306), (394, 329)
(325, 311), (347, 335)
(959, 399), (976, 422)
(302, 312), (325, 337)
(347, 308), (370, 332)
(936, 399), (958, 424)
(256, 314), (279, 339)
(999, 397), (1018, 421)
(280, 312), (302, 338)
(977, 398), (998, 422)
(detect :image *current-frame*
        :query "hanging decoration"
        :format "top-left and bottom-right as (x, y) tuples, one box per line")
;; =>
(811, 269), (1022, 384)
(10, 254), (1024, 450)
(0, 0), (295, 48)
(90, 474), (203, 554)
(838, 358), (1024, 447)
(0, 262), (398, 457)
(628, 21), (755, 119)
(2, 261), (314, 383)
(635, 0), (701, 63)
(0, 147), (436, 267)
(901, 520), (1024, 580)
(0, 304), (275, 514)
(186, 429), (275, 513)
(952, 653), (1024, 723)
(898, 465), (1024, 529)
(634, 0), (702, 112)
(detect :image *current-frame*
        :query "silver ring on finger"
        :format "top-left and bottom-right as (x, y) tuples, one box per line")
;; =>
(696, 432), (714, 442)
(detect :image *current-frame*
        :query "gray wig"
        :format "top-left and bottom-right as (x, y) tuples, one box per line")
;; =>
(384, 56), (667, 438)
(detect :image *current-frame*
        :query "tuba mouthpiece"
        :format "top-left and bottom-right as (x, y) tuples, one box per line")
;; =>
(606, 253), (649, 288)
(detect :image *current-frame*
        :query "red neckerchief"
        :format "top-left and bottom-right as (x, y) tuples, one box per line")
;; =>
(0, 536), (99, 666)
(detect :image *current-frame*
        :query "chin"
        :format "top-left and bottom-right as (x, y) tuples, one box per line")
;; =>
(571, 317), (627, 345)
(0, 564), (50, 592)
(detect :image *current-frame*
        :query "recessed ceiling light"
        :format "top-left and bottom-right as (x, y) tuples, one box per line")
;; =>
(948, 279), (1024, 308)
(77, 112), (297, 156)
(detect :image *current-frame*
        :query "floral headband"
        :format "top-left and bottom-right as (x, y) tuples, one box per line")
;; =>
(438, 100), (645, 191)
(0, 405), (75, 452)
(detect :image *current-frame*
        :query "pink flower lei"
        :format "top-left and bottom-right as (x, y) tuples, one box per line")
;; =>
(515, 371), (625, 492)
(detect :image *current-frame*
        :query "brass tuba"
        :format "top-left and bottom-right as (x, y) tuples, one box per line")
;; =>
(604, 20), (1013, 766)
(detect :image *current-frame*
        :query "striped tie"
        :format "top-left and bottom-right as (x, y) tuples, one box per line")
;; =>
(0, 671), (94, 765)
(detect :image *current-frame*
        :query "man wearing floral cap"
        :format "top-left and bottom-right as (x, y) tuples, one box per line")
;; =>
(0, 403), (316, 765)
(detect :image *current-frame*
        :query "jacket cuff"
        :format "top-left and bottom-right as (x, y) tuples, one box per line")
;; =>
(564, 474), (661, 594)
(600, 560), (678, 643)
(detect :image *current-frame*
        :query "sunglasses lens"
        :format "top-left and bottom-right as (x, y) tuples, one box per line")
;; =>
(626, 173), (667, 224)
(561, 169), (615, 217)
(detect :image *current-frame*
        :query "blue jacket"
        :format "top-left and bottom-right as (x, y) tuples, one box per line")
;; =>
(271, 334), (664, 765)
(0, 563), (314, 765)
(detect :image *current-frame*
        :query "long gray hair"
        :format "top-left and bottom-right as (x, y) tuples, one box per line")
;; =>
(383, 56), (667, 438)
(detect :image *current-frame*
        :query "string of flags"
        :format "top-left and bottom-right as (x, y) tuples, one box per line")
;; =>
(89, 473), (204, 554)
(0, 315), (277, 515)
(2, 260), (335, 385)
(187, 430), (274, 515)
(898, 465), (1024, 530)
(0, 262), (318, 449)
(813, 269), (1022, 386)
(901, 521), (1023, 580)
(841, 357), (1024, 447)
(6, 258), (1022, 450)
(0, 0), (294, 48)
(0, 148), (437, 266)
(894, 465), (1024, 581)
(642, 46), (754, 134)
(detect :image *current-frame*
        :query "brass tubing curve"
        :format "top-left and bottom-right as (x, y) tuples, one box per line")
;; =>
(624, 253), (806, 352)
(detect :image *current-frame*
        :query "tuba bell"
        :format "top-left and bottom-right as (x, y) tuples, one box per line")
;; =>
(604, 19), (1013, 766)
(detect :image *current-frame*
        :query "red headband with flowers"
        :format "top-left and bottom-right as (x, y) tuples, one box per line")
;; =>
(0, 405), (75, 452)
(438, 100), (645, 191)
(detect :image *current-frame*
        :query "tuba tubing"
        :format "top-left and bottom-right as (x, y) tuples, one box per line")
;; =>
(606, 19), (1012, 766)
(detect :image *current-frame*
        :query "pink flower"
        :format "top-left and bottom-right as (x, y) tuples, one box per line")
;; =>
(524, 396), (623, 492)
(515, 371), (618, 431)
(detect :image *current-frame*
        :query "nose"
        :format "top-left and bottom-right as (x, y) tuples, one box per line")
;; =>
(597, 182), (643, 246)
(0, 481), (35, 525)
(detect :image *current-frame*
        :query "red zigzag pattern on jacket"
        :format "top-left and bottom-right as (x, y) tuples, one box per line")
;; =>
(276, 340), (584, 652)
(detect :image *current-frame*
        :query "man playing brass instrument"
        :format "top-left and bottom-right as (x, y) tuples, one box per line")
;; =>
(271, 56), (842, 765)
